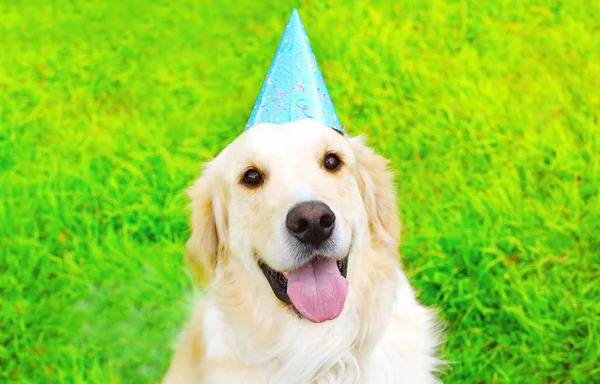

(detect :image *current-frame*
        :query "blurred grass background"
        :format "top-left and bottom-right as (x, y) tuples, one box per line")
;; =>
(1, 0), (599, 382)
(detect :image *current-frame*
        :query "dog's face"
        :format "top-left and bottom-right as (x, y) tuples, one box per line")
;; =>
(186, 120), (400, 323)
(226, 121), (360, 269)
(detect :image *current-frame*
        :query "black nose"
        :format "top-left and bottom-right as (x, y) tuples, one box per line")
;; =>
(286, 201), (336, 247)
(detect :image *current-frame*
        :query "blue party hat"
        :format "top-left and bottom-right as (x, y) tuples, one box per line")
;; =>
(245, 9), (342, 132)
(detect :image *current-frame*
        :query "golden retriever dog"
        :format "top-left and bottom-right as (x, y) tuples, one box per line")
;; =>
(163, 120), (442, 383)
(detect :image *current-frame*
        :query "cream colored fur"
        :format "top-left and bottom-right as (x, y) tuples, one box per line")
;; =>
(163, 121), (442, 383)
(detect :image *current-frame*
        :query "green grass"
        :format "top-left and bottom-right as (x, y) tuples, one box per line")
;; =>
(1, 0), (599, 382)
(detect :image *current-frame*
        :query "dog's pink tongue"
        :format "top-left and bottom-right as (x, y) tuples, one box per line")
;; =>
(286, 259), (348, 323)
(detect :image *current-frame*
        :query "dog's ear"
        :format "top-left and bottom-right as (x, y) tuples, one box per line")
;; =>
(185, 161), (229, 283)
(350, 135), (401, 245)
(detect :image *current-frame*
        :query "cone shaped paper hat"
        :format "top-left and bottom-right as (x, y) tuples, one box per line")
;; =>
(245, 9), (342, 132)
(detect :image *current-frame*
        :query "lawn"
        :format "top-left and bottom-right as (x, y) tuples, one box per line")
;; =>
(1, 0), (599, 382)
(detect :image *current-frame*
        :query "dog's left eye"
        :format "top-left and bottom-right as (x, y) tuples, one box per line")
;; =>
(324, 153), (342, 171)
(242, 169), (263, 186)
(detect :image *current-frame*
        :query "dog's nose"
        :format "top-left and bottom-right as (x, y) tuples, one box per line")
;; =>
(286, 201), (336, 247)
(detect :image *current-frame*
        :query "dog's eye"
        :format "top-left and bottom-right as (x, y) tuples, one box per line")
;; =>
(324, 153), (341, 171)
(242, 169), (263, 186)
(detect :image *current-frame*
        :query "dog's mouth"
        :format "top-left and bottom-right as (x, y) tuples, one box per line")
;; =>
(258, 256), (349, 323)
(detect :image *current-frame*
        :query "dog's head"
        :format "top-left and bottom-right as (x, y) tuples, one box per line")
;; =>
(186, 121), (400, 323)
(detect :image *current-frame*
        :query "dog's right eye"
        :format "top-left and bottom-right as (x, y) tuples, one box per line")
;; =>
(242, 169), (263, 186)
(324, 153), (342, 171)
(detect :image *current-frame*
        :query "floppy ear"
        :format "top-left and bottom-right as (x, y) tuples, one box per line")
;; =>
(349, 135), (401, 246)
(185, 161), (229, 283)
